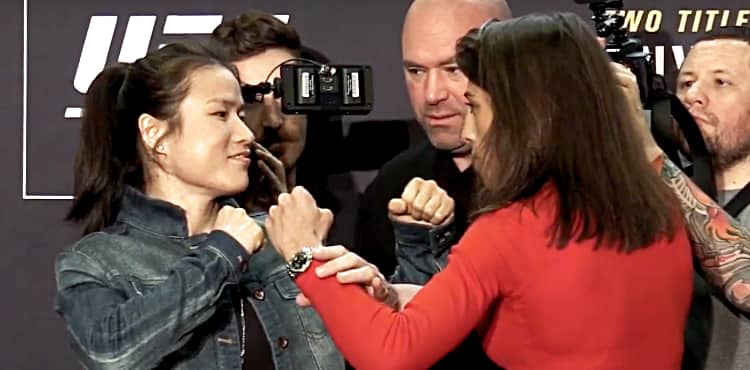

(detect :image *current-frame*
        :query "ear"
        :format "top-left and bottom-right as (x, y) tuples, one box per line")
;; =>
(137, 113), (169, 156)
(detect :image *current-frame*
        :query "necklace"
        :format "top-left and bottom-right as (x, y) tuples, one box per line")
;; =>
(240, 297), (246, 358)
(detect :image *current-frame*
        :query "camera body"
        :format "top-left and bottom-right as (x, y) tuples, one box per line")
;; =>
(241, 62), (374, 115)
(577, 0), (656, 105)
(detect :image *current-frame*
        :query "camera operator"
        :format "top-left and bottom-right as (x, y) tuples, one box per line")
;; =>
(210, 12), (347, 218)
(675, 27), (750, 370)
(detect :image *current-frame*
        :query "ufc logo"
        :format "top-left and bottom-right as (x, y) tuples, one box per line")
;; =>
(65, 14), (290, 119)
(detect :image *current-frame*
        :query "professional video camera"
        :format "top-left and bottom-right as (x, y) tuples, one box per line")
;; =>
(575, 0), (717, 199)
(241, 59), (374, 115)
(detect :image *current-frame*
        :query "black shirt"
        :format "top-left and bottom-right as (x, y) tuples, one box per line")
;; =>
(353, 140), (500, 370)
(241, 293), (275, 370)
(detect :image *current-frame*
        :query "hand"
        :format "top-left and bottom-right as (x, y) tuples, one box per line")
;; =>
(214, 205), (265, 254)
(254, 141), (288, 194)
(266, 187), (329, 261)
(390, 284), (422, 311)
(388, 177), (454, 226)
(295, 245), (398, 308)
(610, 62), (663, 161)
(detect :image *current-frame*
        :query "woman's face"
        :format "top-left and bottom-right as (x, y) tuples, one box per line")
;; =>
(159, 65), (255, 197)
(461, 82), (494, 179)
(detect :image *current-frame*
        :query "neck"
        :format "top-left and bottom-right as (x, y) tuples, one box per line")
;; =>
(716, 157), (750, 191)
(146, 181), (220, 236)
(453, 154), (472, 172)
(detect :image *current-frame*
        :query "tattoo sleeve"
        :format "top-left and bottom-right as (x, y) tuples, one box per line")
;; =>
(657, 155), (750, 312)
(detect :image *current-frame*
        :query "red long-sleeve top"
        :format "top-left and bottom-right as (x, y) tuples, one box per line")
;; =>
(297, 189), (693, 370)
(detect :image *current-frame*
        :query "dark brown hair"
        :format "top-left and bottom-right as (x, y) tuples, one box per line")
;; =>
(66, 42), (238, 235)
(694, 25), (750, 45)
(456, 12), (678, 251)
(211, 11), (302, 62)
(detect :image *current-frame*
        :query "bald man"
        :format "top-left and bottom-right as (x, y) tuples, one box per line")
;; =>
(356, 0), (511, 280)
(351, 1), (511, 369)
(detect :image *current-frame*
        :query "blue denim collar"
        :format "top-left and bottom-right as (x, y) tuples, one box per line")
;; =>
(116, 186), (239, 238)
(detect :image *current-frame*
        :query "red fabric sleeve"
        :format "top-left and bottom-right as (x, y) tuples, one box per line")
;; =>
(295, 215), (507, 370)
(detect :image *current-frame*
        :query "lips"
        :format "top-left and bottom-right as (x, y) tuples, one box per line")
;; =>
(229, 150), (251, 165)
(687, 110), (712, 126)
(426, 113), (460, 125)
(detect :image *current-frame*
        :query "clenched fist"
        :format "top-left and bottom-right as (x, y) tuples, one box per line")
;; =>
(214, 205), (265, 254)
(388, 177), (454, 226)
(266, 186), (332, 261)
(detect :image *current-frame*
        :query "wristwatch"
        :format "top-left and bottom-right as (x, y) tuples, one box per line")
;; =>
(286, 247), (314, 278)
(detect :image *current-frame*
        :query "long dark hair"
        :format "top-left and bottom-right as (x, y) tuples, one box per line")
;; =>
(456, 12), (678, 251)
(66, 42), (238, 235)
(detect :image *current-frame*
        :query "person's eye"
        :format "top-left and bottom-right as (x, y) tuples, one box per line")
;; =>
(716, 78), (731, 87)
(677, 80), (693, 90)
(406, 67), (424, 76)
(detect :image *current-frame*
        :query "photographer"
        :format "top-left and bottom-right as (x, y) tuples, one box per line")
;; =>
(675, 27), (750, 370)
(210, 12), (347, 218)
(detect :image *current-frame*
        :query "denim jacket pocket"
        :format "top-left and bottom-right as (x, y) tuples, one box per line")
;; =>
(273, 277), (328, 339)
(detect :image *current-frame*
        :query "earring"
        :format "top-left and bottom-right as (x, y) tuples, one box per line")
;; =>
(157, 144), (165, 152)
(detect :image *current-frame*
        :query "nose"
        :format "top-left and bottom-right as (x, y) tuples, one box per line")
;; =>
(263, 95), (283, 129)
(424, 70), (449, 105)
(234, 114), (255, 145)
(681, 82), (708, 109)
(461, 111), (476, 144)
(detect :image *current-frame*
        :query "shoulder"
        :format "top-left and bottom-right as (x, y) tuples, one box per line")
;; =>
(56, 231), (120, 278)
(56, 225), (135, 274)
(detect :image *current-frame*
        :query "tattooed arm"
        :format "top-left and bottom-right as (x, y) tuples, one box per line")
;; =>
(657, 155), (750, 312)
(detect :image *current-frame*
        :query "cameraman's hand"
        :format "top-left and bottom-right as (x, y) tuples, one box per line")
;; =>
(254, 141), (288, 194)
(388, 177), (454, 227)
(214, 206), (265, 254)
(610, 62), (663, 162)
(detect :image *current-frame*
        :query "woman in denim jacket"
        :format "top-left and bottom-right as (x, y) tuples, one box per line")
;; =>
(53, 41), (343, 370)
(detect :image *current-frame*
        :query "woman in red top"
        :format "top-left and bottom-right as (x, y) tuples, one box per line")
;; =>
(265, 12), (693, 370)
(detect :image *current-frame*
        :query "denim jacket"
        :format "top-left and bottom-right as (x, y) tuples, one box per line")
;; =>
(389, 221), (457, 285)
(54, 187), (343, 370)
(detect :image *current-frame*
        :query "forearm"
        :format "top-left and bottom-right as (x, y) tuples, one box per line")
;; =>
(55, 231), (248, 369)
(657, 155), (750, 312)
(296, 243), (496, 370)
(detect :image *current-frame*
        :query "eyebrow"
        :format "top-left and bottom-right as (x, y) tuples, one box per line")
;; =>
(679, 69), (734, 77)
(206, 98), (243, 107)
(403, 57), (458, 69)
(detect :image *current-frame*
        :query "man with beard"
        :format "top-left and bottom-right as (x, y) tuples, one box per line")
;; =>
(676, 27), (750, 370)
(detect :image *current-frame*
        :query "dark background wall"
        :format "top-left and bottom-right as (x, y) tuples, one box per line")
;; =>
(1, 0), (745, 368)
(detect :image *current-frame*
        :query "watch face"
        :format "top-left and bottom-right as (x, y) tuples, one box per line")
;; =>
(289, 247), (313, 271)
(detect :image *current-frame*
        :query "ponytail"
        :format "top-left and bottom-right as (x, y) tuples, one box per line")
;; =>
(66, 63), (144, 235)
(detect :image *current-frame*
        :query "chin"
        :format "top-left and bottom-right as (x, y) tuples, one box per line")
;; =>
(221, 179), (250, 198)
(431, 138), (468, 152)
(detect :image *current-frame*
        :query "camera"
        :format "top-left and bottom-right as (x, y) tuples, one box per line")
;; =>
(575, 0), (655, 104)
(576, 0), (717, 199)
(241, 60), (374, 115)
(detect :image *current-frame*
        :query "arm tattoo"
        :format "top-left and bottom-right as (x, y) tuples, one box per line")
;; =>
(659, 155), (750, 312)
